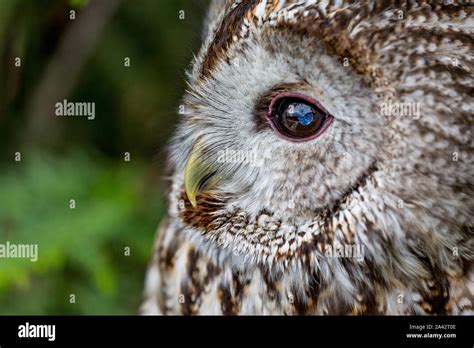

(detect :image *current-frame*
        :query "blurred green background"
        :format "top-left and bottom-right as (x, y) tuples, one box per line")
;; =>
(0, 0), (208, 314)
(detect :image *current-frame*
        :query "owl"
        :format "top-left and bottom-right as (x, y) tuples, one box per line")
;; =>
(141, 0), (473, 315)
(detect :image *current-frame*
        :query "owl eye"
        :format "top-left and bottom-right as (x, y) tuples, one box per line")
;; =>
(267, 93), (333, 142)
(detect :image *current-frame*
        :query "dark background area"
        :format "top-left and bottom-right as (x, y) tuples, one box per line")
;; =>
(0, 0), (208, 314)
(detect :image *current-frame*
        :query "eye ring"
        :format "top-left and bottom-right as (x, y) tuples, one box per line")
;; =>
(265, 92), (333, 142)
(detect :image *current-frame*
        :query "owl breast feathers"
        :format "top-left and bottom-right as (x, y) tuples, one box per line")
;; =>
(141, 0), (473, 315)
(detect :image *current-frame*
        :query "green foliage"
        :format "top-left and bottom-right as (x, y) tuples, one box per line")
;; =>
(0, 0), (207, 314)
(0, 151), (164, 314)
(69, 0), (90, 8)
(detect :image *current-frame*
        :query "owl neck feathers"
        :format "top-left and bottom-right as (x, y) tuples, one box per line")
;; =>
(169, 159), (470, 297)
(176, 162), (378, 265)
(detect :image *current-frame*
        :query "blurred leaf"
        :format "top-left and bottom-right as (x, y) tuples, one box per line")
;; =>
(0, 150), (163, 314)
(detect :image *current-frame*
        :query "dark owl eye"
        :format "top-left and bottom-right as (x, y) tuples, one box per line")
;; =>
(266, 92), (333, 142)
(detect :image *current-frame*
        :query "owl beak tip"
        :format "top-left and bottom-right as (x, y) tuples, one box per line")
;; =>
(187, 192), (198, 208)
(184, 177), (199, 208)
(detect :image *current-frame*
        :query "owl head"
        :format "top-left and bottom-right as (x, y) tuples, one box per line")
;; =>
(167, 0), (473, 274)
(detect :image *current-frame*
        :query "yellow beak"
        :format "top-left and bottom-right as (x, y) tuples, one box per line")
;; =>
(184, 145), (218, 208)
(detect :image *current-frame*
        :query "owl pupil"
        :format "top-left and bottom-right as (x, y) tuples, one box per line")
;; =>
(287, 103), (314, 126)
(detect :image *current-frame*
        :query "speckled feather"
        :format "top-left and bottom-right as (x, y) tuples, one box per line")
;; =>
(141, 0), (474, 315)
